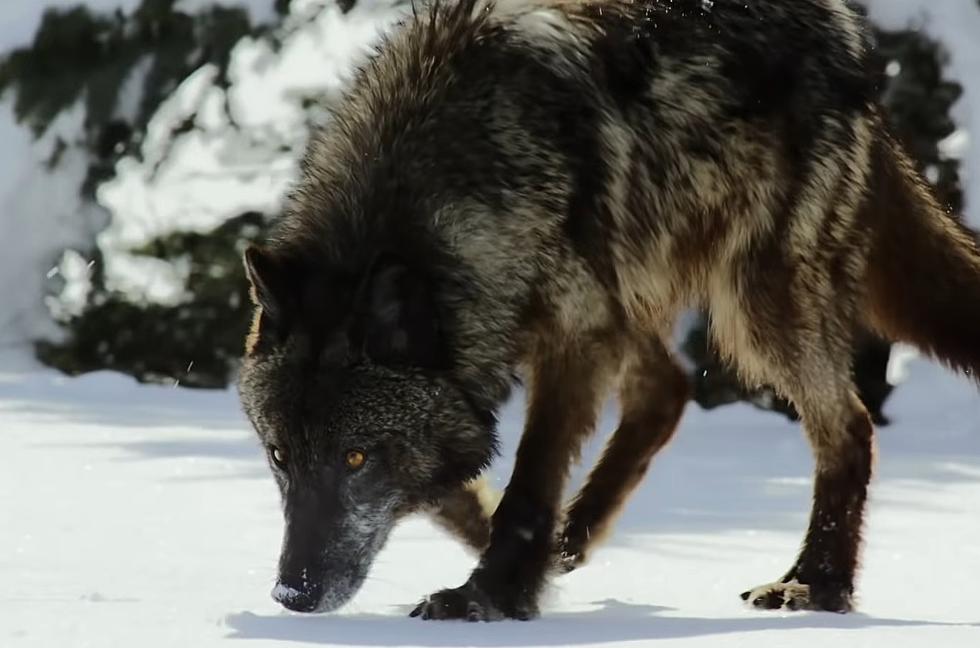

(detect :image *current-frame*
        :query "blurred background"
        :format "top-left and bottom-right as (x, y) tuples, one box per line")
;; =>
(1, 0), (978, 421)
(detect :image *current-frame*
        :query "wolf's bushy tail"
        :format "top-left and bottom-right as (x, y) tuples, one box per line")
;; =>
(863, 130), (980, 383)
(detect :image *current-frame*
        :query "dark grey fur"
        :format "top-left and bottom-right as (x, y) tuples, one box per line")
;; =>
(237, 0), (980, 620)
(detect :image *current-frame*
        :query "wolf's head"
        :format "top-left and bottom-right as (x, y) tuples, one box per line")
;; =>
(237, 245), (494, 613)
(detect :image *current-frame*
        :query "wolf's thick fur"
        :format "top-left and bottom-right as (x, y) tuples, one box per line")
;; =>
(237, 0), (980, 619)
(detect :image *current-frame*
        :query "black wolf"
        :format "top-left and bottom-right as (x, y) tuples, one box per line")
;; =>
(237, 0), (980, 620)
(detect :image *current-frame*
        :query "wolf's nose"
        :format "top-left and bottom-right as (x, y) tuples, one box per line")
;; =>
(271, 581), (319, 612)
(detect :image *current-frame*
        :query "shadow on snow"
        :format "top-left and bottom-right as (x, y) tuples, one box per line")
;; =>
(222, 598), (977, 646)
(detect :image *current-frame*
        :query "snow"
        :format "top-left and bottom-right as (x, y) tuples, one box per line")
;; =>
(93, 0), (406, 304)
(0, 98), (107, 347)
(0, 1), (287, 345)
(0, 0), (298, 344)
(2, 353), (979, 647)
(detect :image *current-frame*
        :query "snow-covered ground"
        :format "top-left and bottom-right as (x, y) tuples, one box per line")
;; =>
(3, 1), (980, 647)
(3, 353), (979, 647)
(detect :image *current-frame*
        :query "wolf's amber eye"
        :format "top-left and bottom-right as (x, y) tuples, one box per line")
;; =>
(345, 450), (366, 470)
(269, 445), (287, 469)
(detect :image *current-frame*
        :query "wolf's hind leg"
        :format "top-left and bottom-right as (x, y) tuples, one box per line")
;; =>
(742, 387), (873, 612)
(556, 336), (689, 573)
(722, 272), (874, 612)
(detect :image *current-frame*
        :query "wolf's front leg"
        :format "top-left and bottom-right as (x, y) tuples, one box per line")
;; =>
(411, 340), (616, 621)
(427, 476), (500, 554)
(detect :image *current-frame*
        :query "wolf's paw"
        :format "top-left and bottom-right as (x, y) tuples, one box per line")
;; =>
(409, 579), (537, 621)
(741, 581), (811, 611)
(553, 531), (587, 574)
(740, 580), (852, 613)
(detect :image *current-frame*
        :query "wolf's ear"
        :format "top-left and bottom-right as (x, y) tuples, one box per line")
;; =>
(243, 245), (295, 324)
(355, 255), (447, 368)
